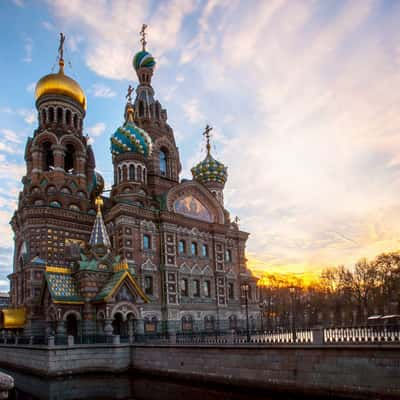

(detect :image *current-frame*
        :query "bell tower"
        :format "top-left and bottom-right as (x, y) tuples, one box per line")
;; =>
(131, 25), (182, 195)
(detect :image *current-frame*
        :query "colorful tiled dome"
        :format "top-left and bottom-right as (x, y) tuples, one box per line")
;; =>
(191, 153), (228, 185)
(111, 118), (153, 157)
(133, 50), (156, 71)
(88, 171), (105, 196)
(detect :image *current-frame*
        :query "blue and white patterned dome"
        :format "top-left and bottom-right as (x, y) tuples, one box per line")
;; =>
(110, 118), (153, 157)
(133, 50), (156, 71)
(191, 153), (228, 185)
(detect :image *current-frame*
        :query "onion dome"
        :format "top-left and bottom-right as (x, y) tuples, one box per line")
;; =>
(88, 171), (105, 197)
(133, 50), (156, 71)
(191, 153), (228, 185)
(110, 103), (153, 157)
(35, 59), (86, 110)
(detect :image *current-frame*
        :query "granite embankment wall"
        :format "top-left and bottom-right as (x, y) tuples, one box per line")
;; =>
(132, 345), (400, 399)
(0, 344), (399, 399)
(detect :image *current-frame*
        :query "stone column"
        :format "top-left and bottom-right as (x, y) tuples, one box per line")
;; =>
(56, 320), (66, 337)
(104, 319), (113, 336)
(51, 144), (66, 173)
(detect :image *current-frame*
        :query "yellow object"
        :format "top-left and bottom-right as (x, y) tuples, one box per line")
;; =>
(46, 266), (72, 274)
(35, 60), (86, 110)
(113, 259), (129, 272)
(1, 308), (26, 329)
(95, 196), (104, 214)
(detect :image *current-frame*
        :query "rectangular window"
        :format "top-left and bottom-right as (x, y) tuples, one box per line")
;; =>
(204, 280), (211, 297)
(191, 242), (198, 256)
(228, 282), (234, 299)
(193, 279), (200, 297)
(144, 276), (153, 295)
(178, 240), (185, 255)
(202, 244), (208, 257)
(180, 278), (188, 297)
(225, 249), (232, 262)
(143, 234), (151, 250)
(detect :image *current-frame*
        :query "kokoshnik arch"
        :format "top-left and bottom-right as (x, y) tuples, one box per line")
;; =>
(3, 28), (259, 336)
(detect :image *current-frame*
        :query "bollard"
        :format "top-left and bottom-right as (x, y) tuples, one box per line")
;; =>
(67, 335), (74, 346)
(112, 335), (120, 345)
(0, 372), (14, 399)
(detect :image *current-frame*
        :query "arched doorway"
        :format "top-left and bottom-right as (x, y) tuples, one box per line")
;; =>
(66, 314), (78, 337)
(112, 312), (128, 336)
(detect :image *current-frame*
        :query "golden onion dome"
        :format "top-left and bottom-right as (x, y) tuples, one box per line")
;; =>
(35, 60), (86, 110)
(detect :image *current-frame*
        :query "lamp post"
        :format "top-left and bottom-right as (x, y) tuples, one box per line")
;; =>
(259, 300), (267, 332)
(289, 286), (296, 342)
(242, 283), (250, 342)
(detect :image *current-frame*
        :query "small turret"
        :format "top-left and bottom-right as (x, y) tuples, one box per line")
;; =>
(191, 125), (228, 206)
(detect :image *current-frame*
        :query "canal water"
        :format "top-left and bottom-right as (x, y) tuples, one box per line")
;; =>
(1, 368), (350, 400)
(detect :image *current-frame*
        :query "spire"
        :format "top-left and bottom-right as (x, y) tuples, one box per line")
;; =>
(140, 24), (148, 51)
(203, 124), (213, 156)
(125, 85), (135, 123)
(89, 196), (111, 250)
(58, 32), (66, 74)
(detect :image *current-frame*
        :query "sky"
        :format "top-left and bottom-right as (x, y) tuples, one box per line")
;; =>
(1, 0), (400, 290)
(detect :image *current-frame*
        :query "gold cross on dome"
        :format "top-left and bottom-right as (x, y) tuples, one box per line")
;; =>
(140, 24), (148, 51)
(95, 196), (104, 214)
(203, 124), (213, 155)
(58, 32), (65, 61)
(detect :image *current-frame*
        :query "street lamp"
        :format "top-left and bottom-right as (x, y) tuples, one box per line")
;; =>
(289, 286), (297, 342)
(241, 283), (250, 342)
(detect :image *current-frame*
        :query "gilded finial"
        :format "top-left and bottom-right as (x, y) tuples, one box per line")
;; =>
(203, 124), (213, 155)
(140, 24), (148, 51)
(95, 196), (104, 214)
(58, 32), (66, 73)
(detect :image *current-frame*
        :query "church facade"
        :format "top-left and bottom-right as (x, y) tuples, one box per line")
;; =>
(6, 31), (259, 337)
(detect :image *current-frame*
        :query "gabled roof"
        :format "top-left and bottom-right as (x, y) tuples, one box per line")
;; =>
(92, 270), (148, 303)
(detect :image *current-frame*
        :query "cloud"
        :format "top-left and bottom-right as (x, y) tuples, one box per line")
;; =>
(47, 0), (197, 79)
(0, 129), (21, 144)
(42, 21), (55, 31)
(87, 122), (106, 137)
(1, 107), (36, 125)
(26, 82), (36, 92)
(90, 83), (116, 98)
(182, 99), (204, 124)
(12, 0), (24, 7)
(22, 37), (33, 63)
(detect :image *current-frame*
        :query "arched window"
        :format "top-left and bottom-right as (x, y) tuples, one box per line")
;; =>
(129, 164), (135, 181)
(118, 167), (122, 183)
(64, 144), (75, 173)
(142, 168), (146, 182)
(42, 141), (54, 171)
(48, 108), (54, 123)
(73, 114), (78, 129)
(122, 165), (127, 181)
(65, 109), (72, 126)
(57, 107), (63, 123)
(41, 109), (47, 125)
(137, 165), (142, 181)
(159, 150), (167, 176)
(139, 101), (144, 117)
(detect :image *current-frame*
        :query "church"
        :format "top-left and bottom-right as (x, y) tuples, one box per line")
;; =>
(4, 28), (259, 337)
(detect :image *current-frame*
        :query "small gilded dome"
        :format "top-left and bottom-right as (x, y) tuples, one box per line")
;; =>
(35, 61), (86, 110)
(111, 107), (153, 157)
(191, 153), (228, 186)
(133, 50), (156, 70)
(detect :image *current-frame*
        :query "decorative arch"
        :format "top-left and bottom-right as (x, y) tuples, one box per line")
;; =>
(32, 130), (59, 147)
(111, 302), (140, 321)
(191, 265), (202, 275)
(62, 310), (82, 321)
(202, 265), (213, 276)
(166, 180), (225, 224)
(60, 135), (86, 153)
